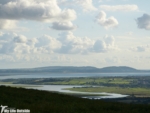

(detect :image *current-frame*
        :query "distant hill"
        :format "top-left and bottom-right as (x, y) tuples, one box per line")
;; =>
(0, 66), (149, 74)
(99, 66), (138, 73)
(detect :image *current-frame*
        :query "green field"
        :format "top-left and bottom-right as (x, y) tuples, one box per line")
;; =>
(66, 87), (150, 97)
(0, 82), (13, 84)
(0, 77), (136, 85)
(48, 77), (133, 85)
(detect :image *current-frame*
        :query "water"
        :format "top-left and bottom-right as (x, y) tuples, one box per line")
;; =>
(0, 72), (150, 79)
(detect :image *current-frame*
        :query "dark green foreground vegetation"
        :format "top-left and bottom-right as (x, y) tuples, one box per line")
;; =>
(0, 86), (150, 113)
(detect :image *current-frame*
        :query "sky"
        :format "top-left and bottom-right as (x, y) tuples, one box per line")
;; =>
(0, 0), (150, 69)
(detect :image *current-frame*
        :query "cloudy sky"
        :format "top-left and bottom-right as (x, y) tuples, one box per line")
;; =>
(0, 0), (150, 69)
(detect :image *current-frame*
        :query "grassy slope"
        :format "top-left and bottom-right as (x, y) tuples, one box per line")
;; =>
(0, 86), (150, 113)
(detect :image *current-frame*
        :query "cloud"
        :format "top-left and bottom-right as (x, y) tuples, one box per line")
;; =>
(93, 35), (118, 52)
(51, 21), (76, 30)
(130, 45), (150, 52)
(0, 0), (77, 30)
(0, 0), (76, 21)
(74, 0), (97, 12)
(0, 19), (17, 30)
(104, 35), (115, 46)
(98, 0), (114, 2)
(0, 0), (17, 4)
(96, 11), (118, 29)
(0, 33), (17, 43)
(58, 0), (74, 6)
(0, 35), (37, 54)
(100, 5), (138, 12)
(36, 35), (61, 53)
(59, 9), (77, 22)
(13, 35), (28, 43)
(93, 40), (106, 52)
(58, 32), (94, 54)
(0, 33), (62, 54)
(0, 32), (119, 55)
(136, 14), (150, 30)
(0, 32), (3, 36)
(0, 0), (58, 21)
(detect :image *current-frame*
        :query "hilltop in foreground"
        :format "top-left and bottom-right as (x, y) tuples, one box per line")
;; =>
(0, 86), (150, 113)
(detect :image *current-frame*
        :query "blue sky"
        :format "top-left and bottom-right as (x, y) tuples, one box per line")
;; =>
(0, 0), (150, 69)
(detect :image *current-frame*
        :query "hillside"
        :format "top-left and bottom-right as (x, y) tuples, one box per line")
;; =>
(0, 66), (149, 74)
(99, 66), (138, 73)
(0, 86), (150, 113)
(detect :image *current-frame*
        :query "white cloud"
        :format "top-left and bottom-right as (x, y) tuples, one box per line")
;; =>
(0, 33), (17, 46)
(0, 0), (77, 30)
(13, 35), (28, 43)
(100, 5), (138, 12)
(0, 35), (36, 54)
(0, 0), (57, 21)
(0, 32), (3, 36)
(0, 0), (76, 21)
(51, 21), (76, 30)
(104, 35), (115, 46)
(93, 40), (106, 52)
(96, 11), (118, 29)
(59, 9), (77, 22)
(130, 45), (150, 52)
(74, 0), (97, 12)
(136, 14), (150, 30)
(98, 0), (114, 2)
(0, 33), (62, 54)
(93, 35), (118, 52)
(0, 32), (119, 55)
(0, 54), (16, 62)
(36, 35), (61, 53)
(58, 0), (74, 6)
(58, 32), (94, 54)
(0, 19), (17, 30)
